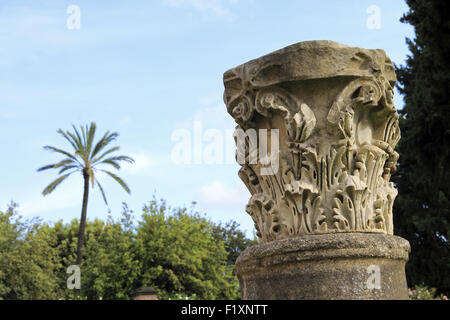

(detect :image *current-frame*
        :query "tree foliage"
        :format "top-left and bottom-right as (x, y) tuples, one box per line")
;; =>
(211, 221), (257, 267)
(0, 200), (250, 300)
(0, 203), (60, 299)
(394, 0), (450, 295)
(134, 199), (240, 299)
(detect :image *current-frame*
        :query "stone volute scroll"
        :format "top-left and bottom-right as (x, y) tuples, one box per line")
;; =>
(223, 41), (410, 300)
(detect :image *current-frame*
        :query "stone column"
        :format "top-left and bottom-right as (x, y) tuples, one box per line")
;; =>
(223, 41), (410, 300)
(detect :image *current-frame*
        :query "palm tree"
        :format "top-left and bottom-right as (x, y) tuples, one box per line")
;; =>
(38, 122), (134, 265)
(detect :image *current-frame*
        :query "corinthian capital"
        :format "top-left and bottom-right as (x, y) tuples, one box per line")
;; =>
(223, 40), (400, 242)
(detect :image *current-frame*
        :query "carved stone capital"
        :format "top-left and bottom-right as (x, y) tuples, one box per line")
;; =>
(224, 41), (401, 243)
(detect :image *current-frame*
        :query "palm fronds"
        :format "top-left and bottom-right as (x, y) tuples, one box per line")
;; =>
(42, 173), (73, 195)
(100, 169), (131, 194)
(38, 122), (134, 202)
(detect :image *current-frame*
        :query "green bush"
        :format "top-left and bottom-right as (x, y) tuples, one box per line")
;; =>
(0, 199), (251, 300)
(409, 285), (448, 300)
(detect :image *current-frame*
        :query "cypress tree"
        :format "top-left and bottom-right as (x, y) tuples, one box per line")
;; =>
(394, 0), (450, 294)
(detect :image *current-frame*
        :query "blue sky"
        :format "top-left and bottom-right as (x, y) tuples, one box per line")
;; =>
(0, 0), (414, 237)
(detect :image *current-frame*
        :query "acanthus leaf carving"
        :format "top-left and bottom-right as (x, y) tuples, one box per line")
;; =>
(224, 42), (401, 243)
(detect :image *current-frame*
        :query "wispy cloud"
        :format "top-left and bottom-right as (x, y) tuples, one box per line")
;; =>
(0, 110), (25, 119)
(173, 94), (235, 130)
(194, 179), (255, 237)
(196, 179), (249, 210)
(16, 178), (83, 218)
(0, 4), (161, 67)
(119, 115), (132, 127)
(162, 0), (236, 20)
(121, 152), (169, 176)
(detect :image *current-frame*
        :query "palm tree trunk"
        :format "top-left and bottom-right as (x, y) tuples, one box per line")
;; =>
(76, 170), (90, 265)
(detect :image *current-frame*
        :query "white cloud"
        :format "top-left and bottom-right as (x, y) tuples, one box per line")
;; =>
(121, 152), (169, 175)
(119, 115), (132, 127)
(197, 179), (249, 209)
(17, 178), (83, 218)
(0, 5), (157, 68)
(162, 0), (235, 20)
(0, 110), (24, 119)
(173, 94), (235, 131)
(170, 94), (237, 165)
(195, 179), (256, 238)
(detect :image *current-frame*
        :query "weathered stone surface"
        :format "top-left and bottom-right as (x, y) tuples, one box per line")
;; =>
(223, 40), (410, 300)
(236, 233), (410, 300)
(224, 40), (400, 241)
